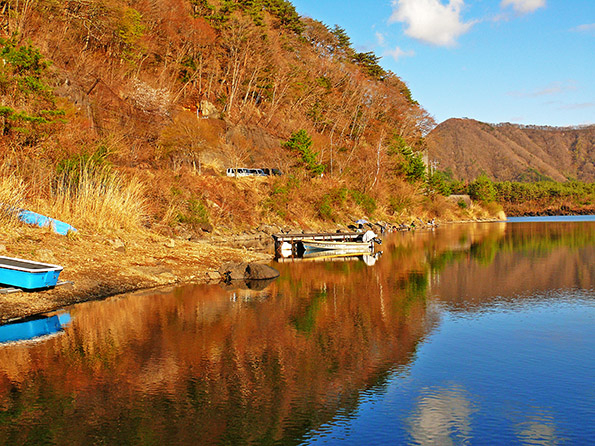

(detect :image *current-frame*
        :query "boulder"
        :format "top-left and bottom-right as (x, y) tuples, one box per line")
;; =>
(199, 99), (219, 118)
(245, 263), (280, 280)
(219, 262), (248, 282)
(219, 262), (279, 283)
(199, 222), (213, 233)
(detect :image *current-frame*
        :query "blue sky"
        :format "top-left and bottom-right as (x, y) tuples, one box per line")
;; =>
(290, 0), (595, 127)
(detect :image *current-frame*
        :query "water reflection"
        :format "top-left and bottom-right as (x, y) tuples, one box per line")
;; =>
(407, 385), (475, 446)
(276, 250), (382, 265)
(515, 411), (560, 446)
(0, 312), (71, 345)
(0, 219), (593, 444)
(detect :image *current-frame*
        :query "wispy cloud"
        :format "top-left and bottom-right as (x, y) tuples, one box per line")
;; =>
(500, 0), (546, 14)
(376, 32), (386, 46)
(558, 102), (595, 111)
(571, 23), (595, 34)
(508, 81), (577, 98)
(385, 46), (416, 61)
(389, 0), (474, 47)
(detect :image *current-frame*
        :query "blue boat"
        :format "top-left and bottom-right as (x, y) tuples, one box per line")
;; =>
(17, 209), (77, 235)
(0, 256), (63, 289)
(0, 313), (71, 344)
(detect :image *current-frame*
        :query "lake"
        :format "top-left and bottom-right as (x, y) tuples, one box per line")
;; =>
(0, 217), (594, 445)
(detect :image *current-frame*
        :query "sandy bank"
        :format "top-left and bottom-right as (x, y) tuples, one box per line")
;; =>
(0, 228), (273, 323)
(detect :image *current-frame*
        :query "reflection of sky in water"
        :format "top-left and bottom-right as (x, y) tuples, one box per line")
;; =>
(304, 292), (595, 445)
(406, 385), (474, 445)
(507, 215), (595, 223)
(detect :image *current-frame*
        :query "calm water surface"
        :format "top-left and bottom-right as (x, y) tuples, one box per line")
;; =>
(0, 217), (594, 445)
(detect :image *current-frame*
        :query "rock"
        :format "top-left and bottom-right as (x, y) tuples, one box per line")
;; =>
(496, 210), (507, 220)
(175, 228), (193, 240)
(199, 99), (219, 118)
(0, 244), (6, 253)
(109, 239), (125, 250)
(219, 262), (279, 283)
(258, 224), (278, 235)
(245, 263), (280, 280)
(164, 239), (175, 248)
(206, 271), (221, 281)
(219, 262), (248, 282)
(189, 233), (203, 242)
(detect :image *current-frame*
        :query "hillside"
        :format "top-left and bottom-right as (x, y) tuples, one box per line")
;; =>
(0, 0), (485, 238)
(426, 118), (595, 182)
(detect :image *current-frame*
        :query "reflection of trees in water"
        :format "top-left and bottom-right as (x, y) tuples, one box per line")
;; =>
(430, 222), (595, 308)
(0, 255), (431, 445)
(1, 221), (589, 444)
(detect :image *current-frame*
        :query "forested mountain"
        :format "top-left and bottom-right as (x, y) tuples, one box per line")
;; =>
(1, 0), (457, 231)
(426, 118), (595, 182)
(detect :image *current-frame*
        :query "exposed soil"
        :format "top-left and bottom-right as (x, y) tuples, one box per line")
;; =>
(0, 228), (273, 323)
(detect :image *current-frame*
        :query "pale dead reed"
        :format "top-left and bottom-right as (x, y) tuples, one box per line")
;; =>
(45, 165), (148, 233)
(0, 169), (26, 231)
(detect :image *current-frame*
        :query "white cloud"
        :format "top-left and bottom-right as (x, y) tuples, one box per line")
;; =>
(385, 46), (415, 61)
(389, 0), (474, 47)
(376, 32), (386, 46)
(571, 23), (595, 34)
(501, 0), (546, 14)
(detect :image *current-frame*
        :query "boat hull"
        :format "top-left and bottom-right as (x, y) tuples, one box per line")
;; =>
(0, 256), (63, 290)
(302, 240), (373, 252)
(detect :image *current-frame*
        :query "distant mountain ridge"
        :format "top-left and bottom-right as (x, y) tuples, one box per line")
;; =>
(426, 118), (595, 182)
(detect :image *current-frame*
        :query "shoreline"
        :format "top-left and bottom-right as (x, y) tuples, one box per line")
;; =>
(0, 228), (273, 323)
(5, 212), (588, 323)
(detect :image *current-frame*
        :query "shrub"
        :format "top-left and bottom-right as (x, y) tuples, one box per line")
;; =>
(469, 173), (496, 203)
(283, 129), (325, 176)
(349, 189), (376, 215)
(177, 197), (210, 227)
(388, 135), (426, 183)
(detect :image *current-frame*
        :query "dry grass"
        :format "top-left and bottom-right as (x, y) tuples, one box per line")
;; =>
(37, 166), (148, 233)
(0, 168), (26, 232)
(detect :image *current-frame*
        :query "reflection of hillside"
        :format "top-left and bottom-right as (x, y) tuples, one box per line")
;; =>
(433, 222), (595, 308)
(0, 254), (430, 445)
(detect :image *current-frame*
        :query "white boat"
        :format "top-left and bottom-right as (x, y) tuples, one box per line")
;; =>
(301, 239), (374, 252)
